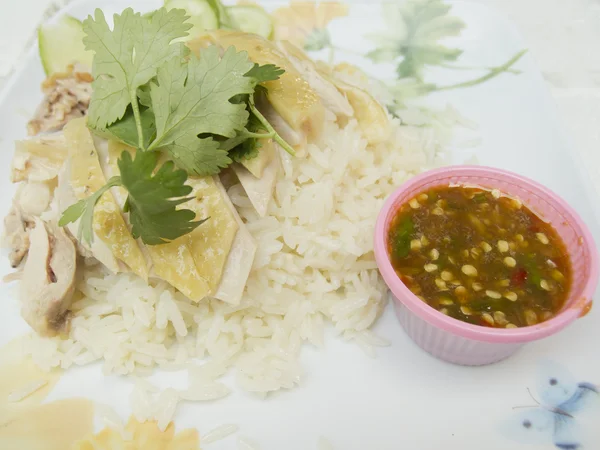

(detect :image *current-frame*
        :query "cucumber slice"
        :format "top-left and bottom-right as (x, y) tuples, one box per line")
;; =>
(164, 0), (218, 39)
(38, 15), (93, 75)
(227, 5), (273, 38)
(206, 0), (235, 28)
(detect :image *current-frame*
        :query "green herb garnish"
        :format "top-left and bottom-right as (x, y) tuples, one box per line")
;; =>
(60, 151), (206, 245)
(59, 7), (291, 245)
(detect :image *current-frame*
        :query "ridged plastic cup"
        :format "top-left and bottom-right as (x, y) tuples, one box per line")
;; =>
(374, 166), (599, 366)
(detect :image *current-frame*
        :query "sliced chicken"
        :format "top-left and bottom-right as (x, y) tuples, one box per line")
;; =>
(204, 31), (325, 141)
(233, 143), (280, 218)
(212, 178), (257, 305)
(3, 203), (34, 268)
(240, 138), (275, 179)
(105, 141), (211, 301)
(62, 119), (149, 280)
(3, 182), (53, 268)
(258, 100), (306, 156)
(27, 65), (92, 136)
(20, 218), (77, 337)
(18, 182), (52, 217)
(277, 41), (353, 118)
(329, 64), (391, 145)
(185, 176), (239, 293)
(55, 160), (95, 261)
(11, 132), (68, 183)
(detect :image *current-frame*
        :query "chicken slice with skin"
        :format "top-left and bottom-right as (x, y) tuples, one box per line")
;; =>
(3, 183), (53, 268)
(60, 119), (148, 279)
(328, 63), (391, 145)
(202, 31), (325, 141)
(240, 137), (275, 179)
(212, 177), (257, 305)
(233, 142), (280, 218)
(20, 218), (76, 336)
(106, 141), (211, 302)
(11, 132), (68, 183)
(3, 203), (34, 268)
(185, 176), (239, 294)
(106, 142), (255, 304)
(277, 41), (353, 118)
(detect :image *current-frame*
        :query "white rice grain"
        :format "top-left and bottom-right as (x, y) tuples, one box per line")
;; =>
(202, 424), (239, 444)
(179, 382), (231, 402)
(238, 436), (261, 450)
(156, 388), (179, 432)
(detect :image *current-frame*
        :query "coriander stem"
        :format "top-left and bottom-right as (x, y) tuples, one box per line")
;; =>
(248, 97), (296, 157)
(271, 131), (297, 157)
(434, 49), (527, 93)
(244, 130), (275, 139)
(130, 88), (145, 150)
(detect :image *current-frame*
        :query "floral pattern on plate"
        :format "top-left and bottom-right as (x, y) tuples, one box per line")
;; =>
(272, 1), (348, 51)
(500, 361), (600, 449)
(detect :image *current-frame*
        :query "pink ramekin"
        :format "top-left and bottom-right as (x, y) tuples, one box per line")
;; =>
(374, 166), (599, 366)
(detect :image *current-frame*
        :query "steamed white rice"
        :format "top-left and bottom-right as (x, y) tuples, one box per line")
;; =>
(23, 109), (448, 425)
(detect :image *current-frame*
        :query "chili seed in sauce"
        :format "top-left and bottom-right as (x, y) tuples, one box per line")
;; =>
(387, 186), (572, 328)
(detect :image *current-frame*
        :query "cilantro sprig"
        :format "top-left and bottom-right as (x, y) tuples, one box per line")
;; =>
(60, 7), (293, 245)
(60, 151), (206, 245)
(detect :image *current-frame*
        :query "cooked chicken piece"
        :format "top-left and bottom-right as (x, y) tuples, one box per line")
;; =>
(27, 65), (92, 136)
(328, 63), (391, 145)
(18, 182), (52, 217)
(240, 138), (275, 179)
(20, 218), (77, 336)
(212, 177), (257, 305)
(257, 99), (306, 156)
(61, 119), (149, 279)
(233, 143), (280, 217)
(56, 158), (118, 271)
(106, 141), (211, 302)
(185, 33), (217, 54)
(186, 176), (239, 293)
(204, 31), (325, 141)
(11, 132), (68, 183)
(331, 78), (390, 145)
(277, 41), (353, 118)
(3, 182), (52, 268)
(3, 202), (34, 268)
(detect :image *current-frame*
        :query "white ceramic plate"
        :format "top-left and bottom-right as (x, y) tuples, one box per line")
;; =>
(1, 1), (599, 449)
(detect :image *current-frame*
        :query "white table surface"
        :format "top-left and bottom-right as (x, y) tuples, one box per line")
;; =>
(1, 0), (600, 198)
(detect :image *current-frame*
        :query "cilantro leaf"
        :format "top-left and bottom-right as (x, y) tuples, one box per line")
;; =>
(229, 137), (261, 162)
(58, 151), (207, 246)
(165, 134), (232, 176)
(245, 64), (285, 84)
(93, 106), (156, 149)
(58, 177), (122, 244)
(227, 112), (266, 161)
(150, 46), (255, 146)
(118, 151), (206, 245)
(137, 83), (153, 108)
(147, 46), (255, 174)
(83, 7), (191, 130)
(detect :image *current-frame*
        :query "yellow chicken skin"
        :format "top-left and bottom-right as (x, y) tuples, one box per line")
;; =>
(106, 141), (211, 302)
(185, 176), (239, 293)
(194, 31), (325, 141)
(64, 119), (148, 280)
